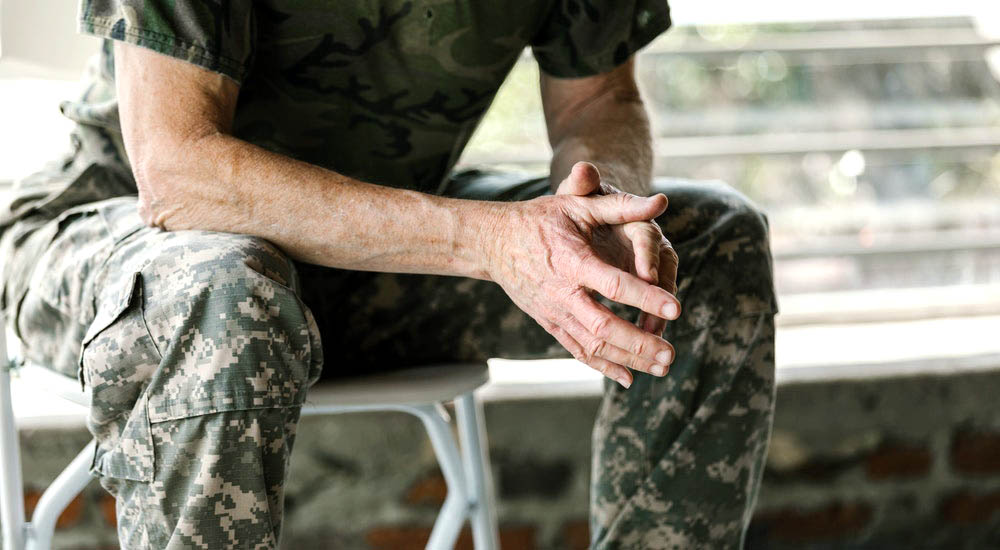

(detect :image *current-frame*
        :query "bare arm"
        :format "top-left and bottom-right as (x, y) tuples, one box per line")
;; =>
(542, 58), (653, 196)
(116, 43), (680, 387)
(117, 42), (498, 278)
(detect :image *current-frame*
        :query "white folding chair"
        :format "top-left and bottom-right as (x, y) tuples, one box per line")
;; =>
(0, 316), (500, 550)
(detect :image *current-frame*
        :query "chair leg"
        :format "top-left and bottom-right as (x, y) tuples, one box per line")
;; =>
(0, 330), (27, 550)
(24, 440), (96, 550)
(455, 392), (499, 550)
(409, 404), (469, 550)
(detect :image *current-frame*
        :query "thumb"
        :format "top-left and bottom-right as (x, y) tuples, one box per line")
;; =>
(585, 192), (668, 226)
(557, 162), (602, 196)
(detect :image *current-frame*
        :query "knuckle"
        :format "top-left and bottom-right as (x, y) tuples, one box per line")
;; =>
(604, 273), (622, 299)
(630, 337), (647, 357)
(661, 242), (679, 261)
(665, 248), (679, 265)
(639, 287), (659, 312)
(590, 314), (612, 337)
(586, 337), (606, 358)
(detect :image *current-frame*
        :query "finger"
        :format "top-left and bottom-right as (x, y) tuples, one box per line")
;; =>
(542, 319), (633, 388)
(559, 311), (667, 377)
(641, 314), (663, 335)
(557, 162), (603, 196)
(625, 222), (661, 335)
(571, 295), (675, 374)
(643, 242), (680, 336)
(583, 192), (668, 226)
(658, 240), (679, 295)
(578, 256), (681, 320)
(624, 222), (662, 282)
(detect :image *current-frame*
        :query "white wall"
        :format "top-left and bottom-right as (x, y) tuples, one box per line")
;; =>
(0, 0), (100, 79)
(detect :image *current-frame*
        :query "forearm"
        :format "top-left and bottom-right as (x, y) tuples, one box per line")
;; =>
(136, 132), (500, 279)
(548, 90), (653, 196)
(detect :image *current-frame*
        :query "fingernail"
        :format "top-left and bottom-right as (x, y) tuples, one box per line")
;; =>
(656, 350), (673, 364)
(652, 364), (667, 376)
(617, 375), (632, 389)
(662, 303), (679, 320)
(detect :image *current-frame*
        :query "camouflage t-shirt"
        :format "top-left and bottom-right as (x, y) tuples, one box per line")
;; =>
(77, 0), (670, 193)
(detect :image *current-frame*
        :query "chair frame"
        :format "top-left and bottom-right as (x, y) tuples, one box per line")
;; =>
(0, 316), (499, 550)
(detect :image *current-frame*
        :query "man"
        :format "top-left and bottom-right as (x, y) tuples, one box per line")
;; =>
(0, 1), (777, 548)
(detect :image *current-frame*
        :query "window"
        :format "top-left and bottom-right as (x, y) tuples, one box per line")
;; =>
(461, 2), (1000, 354)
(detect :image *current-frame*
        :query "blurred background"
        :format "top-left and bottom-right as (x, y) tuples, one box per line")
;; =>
(1, 1), (999, 549)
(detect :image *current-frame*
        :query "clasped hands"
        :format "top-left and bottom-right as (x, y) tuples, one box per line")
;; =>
(486, 162), (680, 388)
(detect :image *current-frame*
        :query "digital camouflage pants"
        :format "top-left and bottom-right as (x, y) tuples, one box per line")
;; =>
(1, 165), (777, 549)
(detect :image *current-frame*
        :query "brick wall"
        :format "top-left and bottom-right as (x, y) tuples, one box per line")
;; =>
(5, 366), (1000, 549)
(746, 369), (1000, 549)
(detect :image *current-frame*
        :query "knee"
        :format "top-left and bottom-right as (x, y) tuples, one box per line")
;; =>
(143, 231), (301, 320)
(159, 231), (299, 295)
(726, 189), (770, 250)
(710, 187), (772, 268)
(652, 180), (777, 321)
(132, 231), (322, 416)
(654, 178), (771, 251)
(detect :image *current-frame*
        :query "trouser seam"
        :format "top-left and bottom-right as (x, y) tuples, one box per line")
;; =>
(150, 403), (304, 425)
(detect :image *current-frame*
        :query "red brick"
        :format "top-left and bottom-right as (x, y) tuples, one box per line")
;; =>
(367, 524), (536, 550)
(496, 525), (537, 550)
(752, 502), (873, 542)
(23, 489), (84, 529)
(562, 518), (590, 550)
(952, 430), (1000, 474)
(100, 493), (117, 528)
(940, 490), (1000, 524)
(865, 443), (932, 480)
(366, 526), (431, 550)
(405, 469), (448, 507)
(24, 490), (41, 517)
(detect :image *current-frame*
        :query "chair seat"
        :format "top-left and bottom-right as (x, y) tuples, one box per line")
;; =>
(14, 361), (490, 412)
(15, 364), (90, 408)
(4, 360), (499, 549)
(304, 363), (489, 409)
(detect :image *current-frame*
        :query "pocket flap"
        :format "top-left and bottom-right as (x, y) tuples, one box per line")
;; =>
(81, 271), (141, 348)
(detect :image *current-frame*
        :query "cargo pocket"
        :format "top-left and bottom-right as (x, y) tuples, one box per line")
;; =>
(81, 271), (159, 483)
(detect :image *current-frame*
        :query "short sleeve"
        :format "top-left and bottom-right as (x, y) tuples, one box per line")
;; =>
(530, 0), (670, 78)
(78, 0), (255, 83)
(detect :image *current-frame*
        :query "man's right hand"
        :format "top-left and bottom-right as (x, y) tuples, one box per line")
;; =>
(484, 190), (680, 388)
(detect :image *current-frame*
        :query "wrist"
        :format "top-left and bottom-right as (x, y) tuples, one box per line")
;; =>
(447, 198), (510, 282)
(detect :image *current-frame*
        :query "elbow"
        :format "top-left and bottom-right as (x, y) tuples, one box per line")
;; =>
(130, 151), (179, 230)
(127, 128), (232, 231)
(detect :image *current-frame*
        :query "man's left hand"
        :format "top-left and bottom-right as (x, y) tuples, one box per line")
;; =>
(556, 162), (679, 336)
